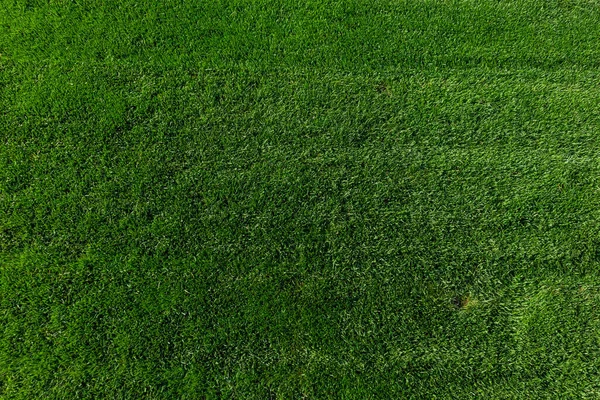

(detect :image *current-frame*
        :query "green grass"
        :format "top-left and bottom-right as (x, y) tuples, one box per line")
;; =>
(3, 0), (600, 397)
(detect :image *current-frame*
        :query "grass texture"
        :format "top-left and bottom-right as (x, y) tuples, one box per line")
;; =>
(3, 0), (600, 398)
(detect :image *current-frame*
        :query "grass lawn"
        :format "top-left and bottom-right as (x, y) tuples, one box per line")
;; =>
(3, 0), (600, 397)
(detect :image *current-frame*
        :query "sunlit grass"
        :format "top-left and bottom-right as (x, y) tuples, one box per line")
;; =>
(2, 0), (600, 397)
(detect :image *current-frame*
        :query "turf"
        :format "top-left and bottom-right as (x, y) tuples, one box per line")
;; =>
(2, 0), (600, 398)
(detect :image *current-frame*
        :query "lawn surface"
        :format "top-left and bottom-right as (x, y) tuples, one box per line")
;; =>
(3, 0), (600, 398)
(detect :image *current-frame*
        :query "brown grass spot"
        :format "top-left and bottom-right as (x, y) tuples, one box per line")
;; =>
(452, 295), (479, 310)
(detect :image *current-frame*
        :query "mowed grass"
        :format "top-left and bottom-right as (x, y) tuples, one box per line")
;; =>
(3, 0), (600, 397)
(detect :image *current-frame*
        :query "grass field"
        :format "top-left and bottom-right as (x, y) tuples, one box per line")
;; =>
(3, 0), (600, 398)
